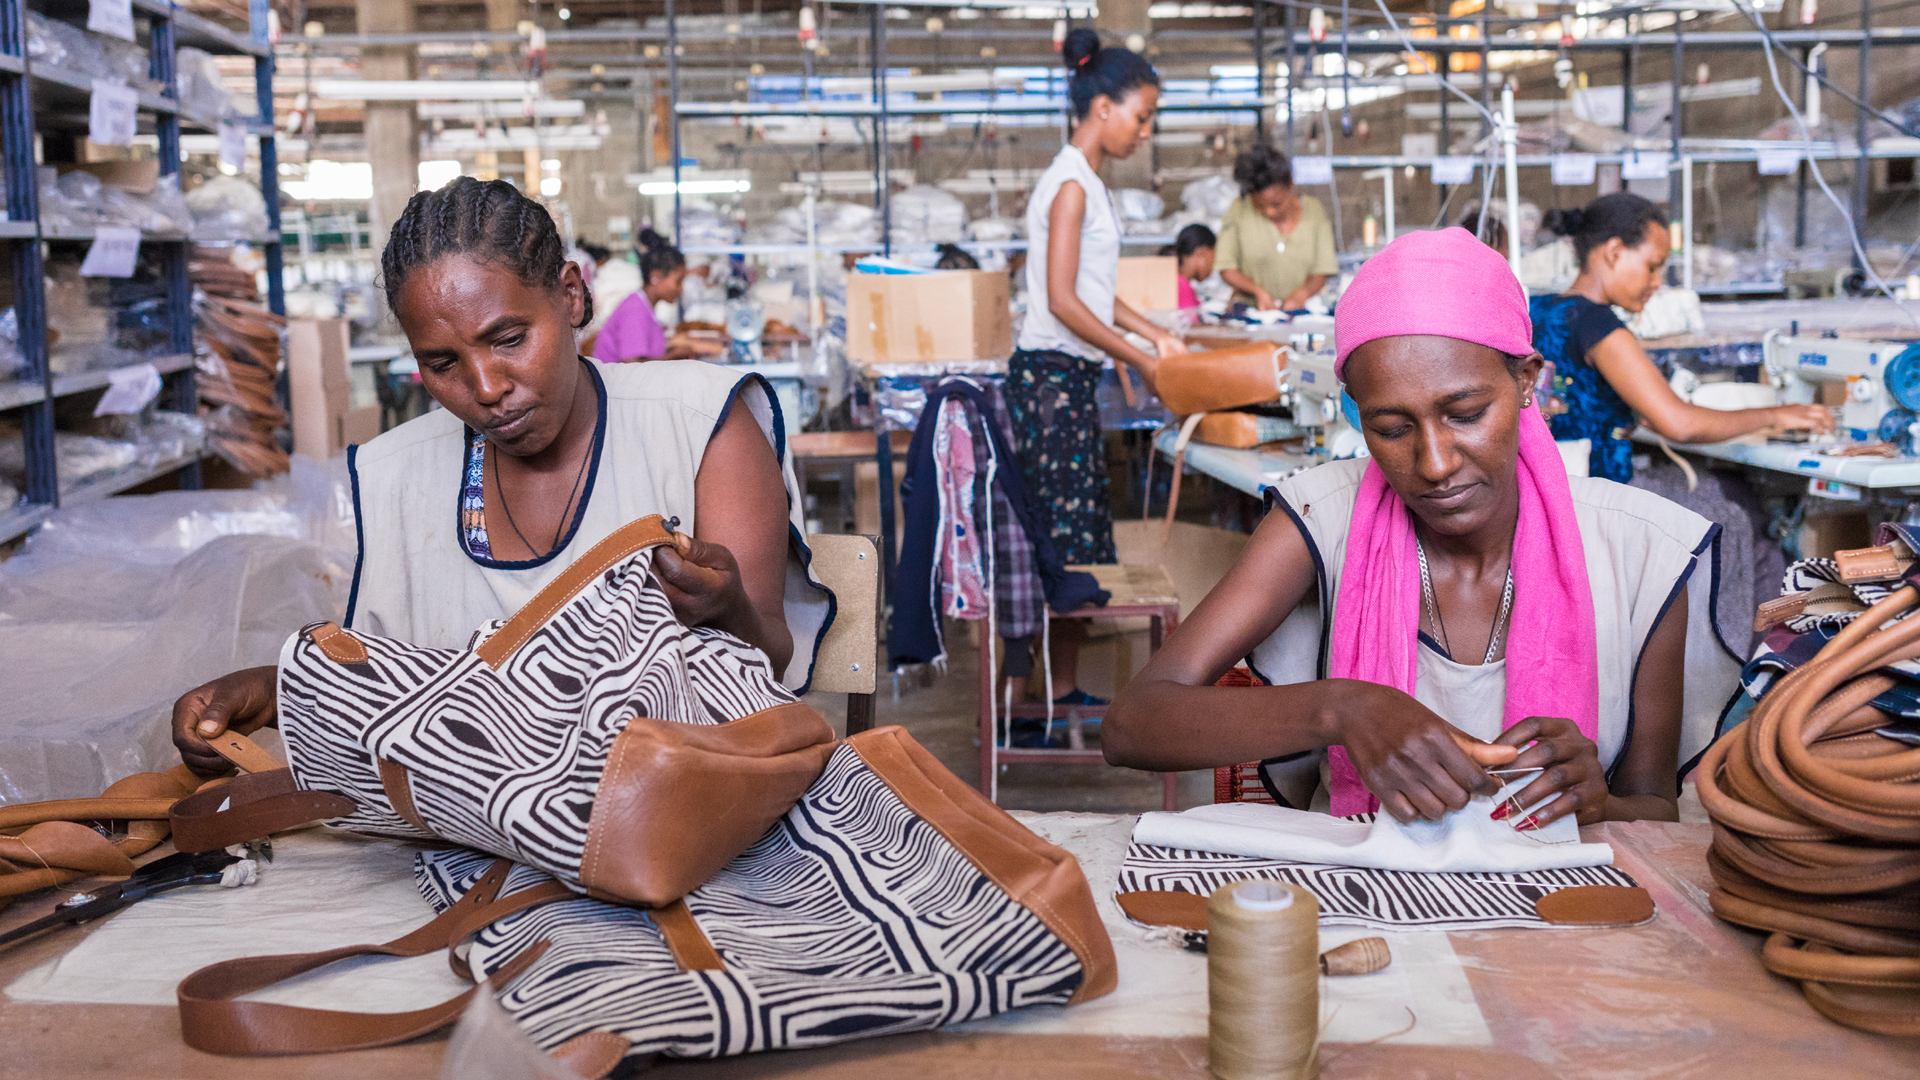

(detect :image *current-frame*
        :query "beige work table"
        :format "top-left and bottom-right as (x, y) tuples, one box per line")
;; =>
(1, 816), (1913, 1079)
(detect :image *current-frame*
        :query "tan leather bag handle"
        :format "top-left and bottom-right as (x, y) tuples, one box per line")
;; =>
(176, 858), (619, 1064)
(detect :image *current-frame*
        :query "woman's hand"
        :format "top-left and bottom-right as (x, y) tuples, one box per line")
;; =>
(172, 666), (279, 776)
(1251, 288), (1277, 311)
(1768, 404), (1837, 434)
(1151, 331), (1189, 358)
(1491, 716), (1608, 828)
(656, 532), (761, 643)
(1333, 681), (1517, 822)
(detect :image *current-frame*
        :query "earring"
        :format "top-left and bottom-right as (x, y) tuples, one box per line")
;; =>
(1523, 395), (1535, 408)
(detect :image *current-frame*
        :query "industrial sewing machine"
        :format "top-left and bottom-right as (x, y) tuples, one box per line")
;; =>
(1765, 330), (1920, 450)
(1281, 349), (1368, 458)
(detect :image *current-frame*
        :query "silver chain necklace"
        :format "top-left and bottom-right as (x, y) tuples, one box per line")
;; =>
(1416, 537), (1515, 665)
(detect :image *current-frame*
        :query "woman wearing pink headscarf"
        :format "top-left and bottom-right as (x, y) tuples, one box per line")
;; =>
(1106, 228), (1740, 828)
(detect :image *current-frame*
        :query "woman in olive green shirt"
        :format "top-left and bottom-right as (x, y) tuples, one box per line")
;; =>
(1215, 146), (1340, 310)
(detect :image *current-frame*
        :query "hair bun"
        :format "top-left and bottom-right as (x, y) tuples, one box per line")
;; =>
(1541, 207), (1585, 237)
(1063, 26), (1101, 70)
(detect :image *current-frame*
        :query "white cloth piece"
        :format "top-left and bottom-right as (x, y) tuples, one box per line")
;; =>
(1017, 145), (1120, 362)
(1132, 779), (1616, 874)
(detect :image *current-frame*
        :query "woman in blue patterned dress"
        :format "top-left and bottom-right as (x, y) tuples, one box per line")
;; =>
(1532, 193), (1831, 483)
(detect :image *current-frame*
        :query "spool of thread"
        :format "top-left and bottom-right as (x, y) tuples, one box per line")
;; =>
(1207, 879), (1320, 1080)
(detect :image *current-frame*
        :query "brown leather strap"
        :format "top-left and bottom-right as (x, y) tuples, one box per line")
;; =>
(378, 758), (430, 833)
(208, 731), (288, 775)
(169, 768), (357, 854)
(178, 859), (572, 1057)
(0, 797), (184, 831)
(445, 880), (578, 981)
(651, 898), (725, 971)
(474, 514), (676, 669)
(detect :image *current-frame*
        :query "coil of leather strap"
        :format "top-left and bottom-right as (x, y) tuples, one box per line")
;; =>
(1699, 582), (1920, 1034)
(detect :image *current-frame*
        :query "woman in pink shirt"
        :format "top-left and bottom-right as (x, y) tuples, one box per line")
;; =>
(592, 229), (710, 362)
(1169, 223), (1215, 310)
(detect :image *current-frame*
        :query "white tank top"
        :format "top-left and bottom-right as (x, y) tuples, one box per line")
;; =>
(1018, 144), (1121, 362)
(344, 359), (832, 692)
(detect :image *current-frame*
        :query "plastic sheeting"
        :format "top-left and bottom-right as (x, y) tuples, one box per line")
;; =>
(0, 456), (355, 804)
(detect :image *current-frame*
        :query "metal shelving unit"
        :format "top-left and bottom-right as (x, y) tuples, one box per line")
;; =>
(0, 1), (282, 545)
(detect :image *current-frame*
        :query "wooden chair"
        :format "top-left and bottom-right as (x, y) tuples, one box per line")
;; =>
(804, 533), (881, 734)
(978, 563), (1182, 811)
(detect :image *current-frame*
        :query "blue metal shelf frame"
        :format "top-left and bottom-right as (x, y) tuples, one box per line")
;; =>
(0, 0), (283, 533)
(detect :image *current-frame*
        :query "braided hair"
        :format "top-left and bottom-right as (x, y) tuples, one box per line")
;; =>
(1062, 27), (1159, 121)
(636, 227), (686, 286)
(380, 176), (591, 328)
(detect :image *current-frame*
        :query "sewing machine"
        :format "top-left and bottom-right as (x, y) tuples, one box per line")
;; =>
(1281, 349), (1369, 457)
(1764, 331), (1920, 448)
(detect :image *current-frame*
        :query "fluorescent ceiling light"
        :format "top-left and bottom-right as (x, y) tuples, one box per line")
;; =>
(417, 99), (587, 119)
(418, 159), (463, 190)
(637, 179), (751, 195)
(282, 160), (373, 201)
(541, 176), (564, 196)
(315, 80), (544, 101)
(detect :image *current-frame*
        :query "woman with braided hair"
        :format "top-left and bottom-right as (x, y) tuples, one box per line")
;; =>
(168, 178), (830, 773)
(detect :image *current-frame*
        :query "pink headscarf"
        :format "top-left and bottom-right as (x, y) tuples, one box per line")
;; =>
(1324, 228), (1598, 816)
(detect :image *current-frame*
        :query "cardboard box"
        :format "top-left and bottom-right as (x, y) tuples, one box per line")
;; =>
(288, 318), (381, 460)
(846, 270), (1012, 363)
(1115, 256), (1180, 312)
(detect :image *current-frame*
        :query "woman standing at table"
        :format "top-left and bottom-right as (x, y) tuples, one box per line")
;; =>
(1215, 146), (1340, 313)
(1008, 28), (1183, 707)
(1535, 193), (1832, 483)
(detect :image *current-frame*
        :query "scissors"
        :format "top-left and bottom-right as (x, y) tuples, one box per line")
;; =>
(0, 840), (269, 953)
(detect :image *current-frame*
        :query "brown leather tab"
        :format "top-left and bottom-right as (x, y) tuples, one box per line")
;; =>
(846, 726), (1119, 1005)
(1835, 541), (1914, 584)
(169, 769), (357, 853)
(307, 622), (370, 665)
(445, 880), (578, 981)
(578, 701), (835, 907)
(1753, 592), (1813, 633)
(475, 514), (675, 669)
(378, 758), (431, 834)
(1115, 890), (1209, 931)
(551, 1032), (634, 1079)
(652, 899), (725, 971)
(1534, 885), (1656, 927)
(177, 860), (568, 1057)
(1753, 583), (1865, 633)
(208, 731), (286, 775)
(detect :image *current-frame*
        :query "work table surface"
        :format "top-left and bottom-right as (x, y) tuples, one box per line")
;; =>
(1, 815), (1911, 1079)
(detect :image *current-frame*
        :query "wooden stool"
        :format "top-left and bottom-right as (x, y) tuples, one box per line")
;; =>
(978, 563), (1182, 811)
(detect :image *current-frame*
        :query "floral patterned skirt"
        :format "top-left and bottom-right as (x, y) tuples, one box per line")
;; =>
(1005, 349), (1116, 566)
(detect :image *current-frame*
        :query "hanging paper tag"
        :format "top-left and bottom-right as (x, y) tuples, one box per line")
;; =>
(1550, 154), (1597, 186)
(219, 122), (249, 171)
(1431, 156), (1475, 185)
(1757, 148), (1800, 176)
(87, 0), (135, 41)
(93, 362), (163, 417)
(1291, 157), (1334, 186)
(80, 226), (141, 277)
(89, 80), (139, 146)
(1620, 153), (1671, 181)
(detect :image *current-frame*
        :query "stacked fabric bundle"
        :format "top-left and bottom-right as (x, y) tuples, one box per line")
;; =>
(191, 249), (289, 477)
(1698, 530), (1920, 1035)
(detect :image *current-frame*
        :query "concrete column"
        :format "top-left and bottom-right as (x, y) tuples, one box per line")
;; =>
(1094, 0), (1154, 192)
(357, 0), (417, 284)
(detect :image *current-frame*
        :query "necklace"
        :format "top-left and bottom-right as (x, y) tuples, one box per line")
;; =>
(1416, 536), (1515, 665)
(490, 437), (593, 559)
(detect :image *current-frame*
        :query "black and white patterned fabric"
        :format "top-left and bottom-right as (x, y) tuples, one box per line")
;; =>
(417, 744), (1087, 1061)
(276, 538), (796, 884)
(1119, 837), (1643, 932)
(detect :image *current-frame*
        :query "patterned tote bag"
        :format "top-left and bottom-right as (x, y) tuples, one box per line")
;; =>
(170, 514), (1116, 1071)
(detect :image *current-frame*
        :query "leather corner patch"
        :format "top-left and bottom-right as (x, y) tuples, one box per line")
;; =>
(1534, 885), (1655, 927)
(550, 1032), (634, 1080)
(1115, 890), (1209, 931)
(307, 622), (370, 665)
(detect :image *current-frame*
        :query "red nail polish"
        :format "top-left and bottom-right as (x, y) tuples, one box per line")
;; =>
(1490, 803), (1511, 821)
(1513, 814), (1539, 831)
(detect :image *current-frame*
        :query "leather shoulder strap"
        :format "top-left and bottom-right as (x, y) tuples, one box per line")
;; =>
(177, 860), (591, 1059)
(169, 733), (356, 854)
(474, 514), (676, 669)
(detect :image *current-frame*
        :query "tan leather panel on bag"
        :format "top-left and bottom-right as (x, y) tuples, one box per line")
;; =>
(578, 701), (837, 908)
(308, 621), (370, 665)
(475, 514), (676, 669)
(551, 1032), (637, 1079)
(651, 899), (726, 971)
(845, 726), (1118, 1005)
(1154, 342), (1287, 416)
(378, 759), (431, 833)
(1834, 541), (1914, 584)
